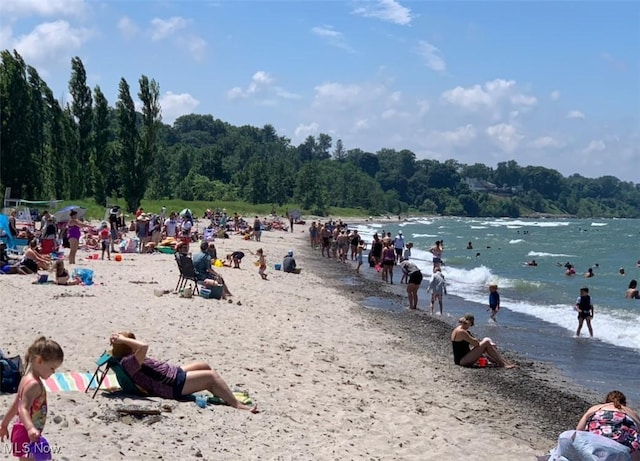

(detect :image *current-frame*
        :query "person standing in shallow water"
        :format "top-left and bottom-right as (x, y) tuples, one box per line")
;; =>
(575, 287), (594, 337)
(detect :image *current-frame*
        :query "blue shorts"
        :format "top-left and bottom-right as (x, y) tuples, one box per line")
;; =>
(173, 367), (187, 400)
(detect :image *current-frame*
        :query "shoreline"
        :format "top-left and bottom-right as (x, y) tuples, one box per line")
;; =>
(0, 227), (600, 459)
(295, 237), (602, 441)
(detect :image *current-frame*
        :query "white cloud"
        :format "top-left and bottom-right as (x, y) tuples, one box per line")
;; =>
(150, 17), (189, 41)
(415, 41), (446, 72)
(294, 122), (319, 138)
(1, 0), (86, 18)
(441, 79), (537, 115)
(351, 0), (414, 25)
(118, 16), (139, 39)
(530, 136), (564, 149)
(311, 25), (354, 53)
(182, 35), (207, 61)
(148, 16), (207, 61)
(311, 25), (341, 38)
(312, 82), (385, 111)
(583, 140), (605, 153)
(417, 99), (430, 116)
(160, 91), (200, 125)
(10, 20), (94, 70)
(486, 123), (523, 153)
(227, 71), (299, 101)
(550, 90), (560, 101)
(567, 110), (585, 119)
(426, 124), (477, 149)
(353, 119), (369, 132)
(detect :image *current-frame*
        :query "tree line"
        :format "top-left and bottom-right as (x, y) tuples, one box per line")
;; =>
(2, 51), (639, 218)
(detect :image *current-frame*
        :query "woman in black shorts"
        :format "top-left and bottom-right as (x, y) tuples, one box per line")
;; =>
(400, 260), (423, 310)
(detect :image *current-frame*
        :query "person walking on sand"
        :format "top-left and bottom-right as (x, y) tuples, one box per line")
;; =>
(575, 287), (594, 337)
(257, 248), (267, 280)
(488, 284), (500, 322)
(427, 267), (447, 315)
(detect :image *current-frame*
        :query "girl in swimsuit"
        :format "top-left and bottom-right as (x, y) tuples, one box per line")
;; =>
(576, 390), (640, 459)
(66, 210), (90, 265)
(0, 337), (64, 460)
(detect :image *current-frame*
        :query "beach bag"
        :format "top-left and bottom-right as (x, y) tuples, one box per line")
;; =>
(72, 267), (94, 285)
(0, 355), (23, 393)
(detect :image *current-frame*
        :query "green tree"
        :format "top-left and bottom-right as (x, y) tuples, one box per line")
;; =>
(333, 139), (346, 161)
(137, 75), (162, 205)
(91, 85), (110, 205)
(115, 78), (140, 211)
(69, 56), (93, 198)
(0, 50), (39, 198)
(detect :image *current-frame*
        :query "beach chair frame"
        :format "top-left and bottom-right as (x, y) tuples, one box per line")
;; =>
(85, 352), (147, 399)
(176, 253), (200, 295)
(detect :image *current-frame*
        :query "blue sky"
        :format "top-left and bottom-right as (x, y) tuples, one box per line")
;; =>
(1, 0), (638, 182)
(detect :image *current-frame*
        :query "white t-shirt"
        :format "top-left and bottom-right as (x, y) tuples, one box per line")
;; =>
(164, 218), (177, 237)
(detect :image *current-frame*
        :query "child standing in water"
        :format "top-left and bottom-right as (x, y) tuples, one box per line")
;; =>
(575, 287), (594, 337)
(1, 337), (64, 460)
(487, 284), (500, 322)
(355, 241), (365, 274)
(257, 248), (267, 280)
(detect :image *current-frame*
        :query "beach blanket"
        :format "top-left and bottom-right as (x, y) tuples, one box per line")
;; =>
(43, 371), (119, 393)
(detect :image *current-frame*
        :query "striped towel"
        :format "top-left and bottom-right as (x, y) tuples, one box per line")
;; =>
(43, 371), (119, 393)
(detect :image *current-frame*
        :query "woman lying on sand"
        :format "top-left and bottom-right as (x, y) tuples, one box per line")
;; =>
(450, 314), (516, 368)
(576, 390), (640, 460)
(110, 332), (257, 413)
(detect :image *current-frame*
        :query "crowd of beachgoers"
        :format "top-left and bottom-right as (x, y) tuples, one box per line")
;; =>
(1, 207), (639, 460)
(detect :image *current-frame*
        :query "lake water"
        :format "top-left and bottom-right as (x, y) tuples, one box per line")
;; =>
(350, 217), (640, 404)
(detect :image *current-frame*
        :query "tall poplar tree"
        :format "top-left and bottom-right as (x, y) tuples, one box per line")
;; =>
(42, 87), (69, 199)
(0, 51), (39, 198)
(68, 56), (93, 199)
(137, 75), (161, 203)
(91, 85), (110, 206)
(115, 78), (140, 211)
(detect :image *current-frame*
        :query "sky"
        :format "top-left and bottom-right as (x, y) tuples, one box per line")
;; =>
(1, 0), (639, 182)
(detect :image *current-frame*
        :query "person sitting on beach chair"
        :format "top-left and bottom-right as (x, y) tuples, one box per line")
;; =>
(109, 332), (257, 412)
(193, 241), (232, 298)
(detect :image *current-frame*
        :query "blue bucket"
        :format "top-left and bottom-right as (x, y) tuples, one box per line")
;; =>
(274, 264), (282, 271)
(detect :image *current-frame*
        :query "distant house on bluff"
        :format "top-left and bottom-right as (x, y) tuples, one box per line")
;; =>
(464, 178), (497, 192)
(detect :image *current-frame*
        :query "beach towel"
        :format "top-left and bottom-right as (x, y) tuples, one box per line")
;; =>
(43, 371), (119, 393)
(202, 389), (253, 407)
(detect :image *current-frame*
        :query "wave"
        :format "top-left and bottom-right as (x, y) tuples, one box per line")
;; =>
(480, 219), (571, 228)
(527, 251), (574, 258)
(509, 239), (525, 244)
(470, 226), (488, 229)
(591, 222), (608, 227)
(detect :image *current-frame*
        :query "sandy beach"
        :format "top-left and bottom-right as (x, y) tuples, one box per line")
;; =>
(0, 224), (599, 460)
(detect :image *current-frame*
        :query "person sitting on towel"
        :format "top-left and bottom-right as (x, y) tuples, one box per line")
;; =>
(282, 250), (297, 273)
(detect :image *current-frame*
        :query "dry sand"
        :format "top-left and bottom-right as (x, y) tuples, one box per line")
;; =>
(0, 224), (596, 460)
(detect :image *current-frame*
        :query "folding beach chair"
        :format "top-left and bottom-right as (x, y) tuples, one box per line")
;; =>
(202, 228), (215, 242)
(176, 254), (200, 295)
(174, 252), (184, 292)
(85, 352), (147, 399)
